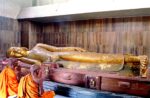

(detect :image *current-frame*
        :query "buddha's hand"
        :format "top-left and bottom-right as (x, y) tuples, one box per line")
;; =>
(74, 47), (87, 52)
(138, 55), (149, 77)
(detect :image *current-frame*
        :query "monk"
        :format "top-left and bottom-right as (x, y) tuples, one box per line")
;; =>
(18, 65), (55, 98)
(6, 43), (149, 77)
(0, 60), (21, 98)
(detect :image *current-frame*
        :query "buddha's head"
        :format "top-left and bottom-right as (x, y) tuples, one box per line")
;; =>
(6, 47), (29, 58)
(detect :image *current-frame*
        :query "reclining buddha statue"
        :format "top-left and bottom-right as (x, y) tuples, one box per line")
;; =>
(6, 43), (149, 77)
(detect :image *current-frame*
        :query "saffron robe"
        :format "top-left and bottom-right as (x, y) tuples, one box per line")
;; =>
(18, 74), (55, 98)
(0, 67), (18, 98)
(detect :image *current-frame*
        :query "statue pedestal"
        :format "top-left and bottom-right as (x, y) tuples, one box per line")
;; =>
(49, 68), (150, 97)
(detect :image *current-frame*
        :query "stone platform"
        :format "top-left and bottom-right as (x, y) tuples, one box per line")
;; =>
(43, 81), (142, 98)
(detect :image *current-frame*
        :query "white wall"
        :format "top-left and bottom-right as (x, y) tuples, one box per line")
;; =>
(35, 0), (69, 6)
(1, 0), (150, 19)
(0, 0), (32, 19)
(18, 0), (150, 20)
(34, 0), (150, 7)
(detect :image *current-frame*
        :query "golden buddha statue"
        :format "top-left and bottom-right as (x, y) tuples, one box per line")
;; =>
(6, 43), (149, 77)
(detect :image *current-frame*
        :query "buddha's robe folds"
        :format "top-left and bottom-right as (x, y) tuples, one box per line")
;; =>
(0, 67), (18, 98)
(18, 74), (55, 98)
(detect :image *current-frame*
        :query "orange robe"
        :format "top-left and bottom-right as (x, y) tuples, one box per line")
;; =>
(0, 66), (18, 98)
(18, 74), (55, 98)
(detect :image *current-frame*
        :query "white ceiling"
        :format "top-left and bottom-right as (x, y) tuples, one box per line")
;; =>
(17, 0), (150, 22)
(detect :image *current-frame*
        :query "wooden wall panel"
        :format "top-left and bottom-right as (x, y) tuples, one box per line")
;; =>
(20, 16), (150, 60)
(20, 20), (42, 49)
(20, 21), (29, 48)
(29, 22), (43, 49)
(0, 16), (20, 56)
(41, 16), (150, 58)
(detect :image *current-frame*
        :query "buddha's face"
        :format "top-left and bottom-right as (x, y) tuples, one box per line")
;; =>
(7, 47), (29, 58)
